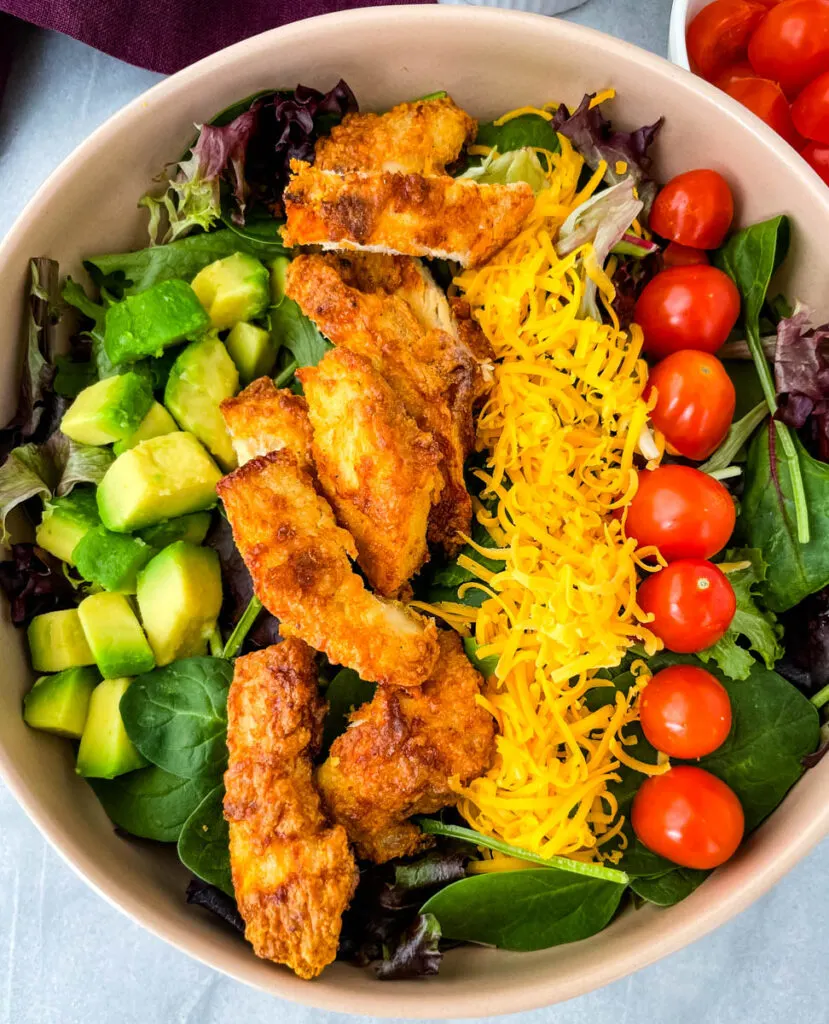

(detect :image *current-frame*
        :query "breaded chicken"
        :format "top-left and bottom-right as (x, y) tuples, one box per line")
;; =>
(217, 449), (440, 687)
(286, 252), (493, 552)
(282, 161), (535, 268)
(317, 630), (496, 863)
(224, 639), (358, 980)
(220, 377), (313, 467)
(299, 348), (443, 597)
(315, 95), (476, 175)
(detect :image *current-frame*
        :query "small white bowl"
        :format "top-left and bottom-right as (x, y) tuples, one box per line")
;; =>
(669, 0), (712, 70)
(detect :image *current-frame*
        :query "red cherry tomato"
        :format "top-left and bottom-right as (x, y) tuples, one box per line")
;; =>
(635, 266), (742, 359)
(792, 70), (829, 142)
(687, 0), (768, 80)
(626, 465), (736, 561)
(714, 61), (758, 90)
(650, 170), (735, 249)
(645, 351), (737, 460)
(640, 665), (732, 759)
(723, 76), (804, 146)
(748, 0), (829, 97)
(802, 140), (829, 182)
(662, 242), (710, 267)
(631, 766), (745, 869)
(638, 558), (737, 652)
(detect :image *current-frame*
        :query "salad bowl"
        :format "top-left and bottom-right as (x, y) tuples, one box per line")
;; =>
(2, 6), (829, 1017)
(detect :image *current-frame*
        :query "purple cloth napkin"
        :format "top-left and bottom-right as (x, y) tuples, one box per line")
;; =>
(0, 0), (433, 74)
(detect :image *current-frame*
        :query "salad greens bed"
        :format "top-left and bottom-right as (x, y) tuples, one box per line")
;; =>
(0, 79), (828, 980)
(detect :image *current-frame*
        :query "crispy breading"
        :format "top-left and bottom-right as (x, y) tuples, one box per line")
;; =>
(298, 348), (443, 597)
(317, 630), (496, 863)
(315, 95), (477, 175)
(285, 252), (493, 552)
(282, 161), (534, 268)
(224, 639), (358, 980)
(220, 377), (313, 467)
(217, 449), (440, 687)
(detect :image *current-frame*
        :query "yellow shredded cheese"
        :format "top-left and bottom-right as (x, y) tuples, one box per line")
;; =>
(492, 105), (554, 125)
(432, 130), (668, 862)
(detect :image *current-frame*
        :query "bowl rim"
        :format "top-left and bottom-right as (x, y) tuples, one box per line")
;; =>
(2, 5), (829, 1016)
(668, 0), (692, 69)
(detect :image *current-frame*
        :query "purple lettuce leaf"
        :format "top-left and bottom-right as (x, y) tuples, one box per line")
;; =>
(373, 913), (442, 981)
(0, 543), (83, 626)
(610, 252), (663, 329)
(773, 307), (829, 462)
(778, 586), (829, 698)
(185, 878), (245, 934)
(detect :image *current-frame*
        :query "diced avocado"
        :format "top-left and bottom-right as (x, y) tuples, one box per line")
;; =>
(164, 335), (239, 470)
(27, 609), (95, 673)
(76, 677), (147, 778)
(35, 486), (101, 564)
(225, 321), (277, 385)
(104, 279), (210, 365)
(61, 372), (154, 446)
(23, 666), (100, 738)
(73, 527), (154, 594)
(136, 542), (222, 666)
(112, 401), (178, 456)
(269, 256), (290, 304)
(137, 511), (212, 549)
(96, 432), (221, 532)
(78, 592), (155, 678)
(191, 252), (270, 330)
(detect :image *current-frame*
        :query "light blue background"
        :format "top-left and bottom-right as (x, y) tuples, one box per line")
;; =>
(1, 4), (827, 1022)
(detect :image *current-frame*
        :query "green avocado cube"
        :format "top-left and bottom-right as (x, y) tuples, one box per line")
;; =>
(112, 401), (178, 456)
(72, 527), (155, 593)
(136, 542), (222, 666)
(225, 321), (277, 385)
(104, 279), (210, 365)
(268, 256), (290, 305)
(164, 334), (239, 471)
(96, 432), (222, 533)
(35, 486), (101, 565)
(76, 677), (147, 779)
(78, 592), (155, 678)
(61, 372), (154, 446)
(23, 666), (100, 738)
(27, 609), (95, 673)
(191, 252), (270, 330)
(137, 511), (212, 549)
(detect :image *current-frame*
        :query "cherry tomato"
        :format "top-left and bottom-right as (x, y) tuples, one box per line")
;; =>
(714, 61), (758, 91)
(723, 76), (804, 147)
(635, 266), (741, 359)
(748, 0), (829, 97)
(638, 558), (737, 652)
(792, 70), (829, 142)
(645, 351), (736, 460)
(687, 0), (768, 81)
(626, 465), (736, 561)
(662, 242), (710, 268)
(640, 665), (732, 758)
(802, 140), (829, 182)
(650, 170), (735, 249)
(631, 766), (745, 869)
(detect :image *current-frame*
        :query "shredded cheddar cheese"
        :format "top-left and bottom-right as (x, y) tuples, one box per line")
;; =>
(432, 131), (669, 862)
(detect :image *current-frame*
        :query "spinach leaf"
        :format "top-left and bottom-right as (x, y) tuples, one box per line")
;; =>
(420, 513), (503, 607)
(420, 869), (625, 951)
(269, 296), (331, 369)
(741, 426), (829, 611)
(85, 229), (285, 297)
(321, 668), (376, 756)
(629, 867), (708, 907)
(119, 657), (232, 781)
(463, 636), (499, 678)
(90, 766), (214, 842)
(220, 206), (287, 253)
(177, 785), (232, 896)
(475, 114), (560, 154)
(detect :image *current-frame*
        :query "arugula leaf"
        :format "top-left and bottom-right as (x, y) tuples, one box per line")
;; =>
(90, 766), (214, 843)
(177, 785), (232, 896)
(420, 869), (625, 951)
(119, 657), (233, 781)
(269, 296), (331, 369)
(321, 668), (376, 757)
(475, 114), (561, 154)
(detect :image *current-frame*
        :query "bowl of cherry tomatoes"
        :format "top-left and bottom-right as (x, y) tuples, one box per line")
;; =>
(669, 0), (829, 183)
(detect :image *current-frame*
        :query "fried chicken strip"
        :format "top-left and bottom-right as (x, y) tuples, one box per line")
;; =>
(282, 161), (534, 268)
(220, 377), (313, 467)
(285, 252), (492, 552)
(217, 449), (440, 687)
(299, 348), (443, 597)
(317, 630), (496, 863)
(224, 639), (358, 979)
(315, 95), (476, 175)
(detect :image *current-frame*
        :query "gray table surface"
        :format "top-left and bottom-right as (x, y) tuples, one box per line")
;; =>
(1, 4), (827, 1022)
